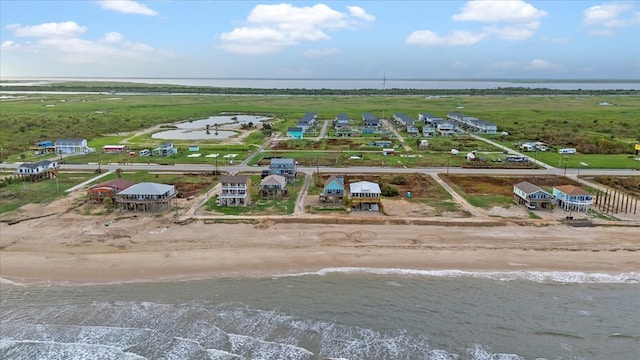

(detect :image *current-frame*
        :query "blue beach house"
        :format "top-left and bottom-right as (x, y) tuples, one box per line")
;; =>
(319, 175), (345, 204)
(287, 127), (304, 139)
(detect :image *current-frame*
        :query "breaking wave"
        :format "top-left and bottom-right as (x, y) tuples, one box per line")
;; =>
(280, 268), (640, 284)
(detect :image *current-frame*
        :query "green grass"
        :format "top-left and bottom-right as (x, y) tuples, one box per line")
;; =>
(2, 92), (638, 168)
(0, 172), (95, 213)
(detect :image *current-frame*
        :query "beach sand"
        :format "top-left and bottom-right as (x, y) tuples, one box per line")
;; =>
(1, 195), (639, 284)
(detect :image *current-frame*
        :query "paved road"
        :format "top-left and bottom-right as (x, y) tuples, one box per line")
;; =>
(4, 162), (633, 178)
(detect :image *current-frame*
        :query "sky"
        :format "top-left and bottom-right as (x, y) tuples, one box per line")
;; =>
(1, 0), (639, 79)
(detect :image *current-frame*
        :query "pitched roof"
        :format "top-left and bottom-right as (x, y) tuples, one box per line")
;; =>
(554, 185), (591, 196)
(220, 175), (249, 184)
(89, 179), (136, 190)
(261, 174), (286, 186)
(118, 182), (175, 196)
(514, 181), (544, 194)
(323, 174), (344, 189)
(350, 181), (381, 194)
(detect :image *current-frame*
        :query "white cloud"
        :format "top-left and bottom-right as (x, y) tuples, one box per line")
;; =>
(3, 21), (171, 64)
(406, 29), (485, 46)
(453, 0), (547, 23)
(6, 21), (87, 38)
(583, 1), (640, 35)
(97, 0), (158, 16)
(303, 48), (340, 58)
(490, 58), (562, 72)
(0, 40), (20, 50)
(407, 0), (545, 47)
(348, 6), (376, 22)
(219, 3), (374, 55)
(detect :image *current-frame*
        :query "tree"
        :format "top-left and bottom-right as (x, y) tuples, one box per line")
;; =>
(103, 197), (113, 209)
(116, 168), (123, 179)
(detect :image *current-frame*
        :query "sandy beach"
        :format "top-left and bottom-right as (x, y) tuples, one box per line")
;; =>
(1, 197), (639, 284)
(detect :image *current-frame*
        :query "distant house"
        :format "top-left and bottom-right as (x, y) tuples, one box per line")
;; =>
(422, 126), (436, 137)
(103, 145), (130, 153)
(437, 122), (455, 136)
(513, 181), (552, 209)
(152, 143), (177, 157)
(418, 113), (444, 125)
(362, 112), (380, 128)
(260, 174), (287, 199)
(297, 112), (317, 132)
(15, 160), (59, 181)
(116, 182), (177, 212)
(553, 185), (594, 212)
(373, 140), (392, 147)
(407, 126), (420, 137)
(319, 175), (345, 204)
(31, 140), (55, 155)
(287, 127), (304, 139)
(88, 179), (136, 203)
(334, 113), (351, 129)
(446, 112), (497, 134)
(418, 140), (430, 150)
(269, 158), (297, 183)
(55, 138), (91, 154)
(217, 175), (251, 207)
(335, 126), (353, 137)
(392, 113), (415, 130)
(349, 181), (382, 211)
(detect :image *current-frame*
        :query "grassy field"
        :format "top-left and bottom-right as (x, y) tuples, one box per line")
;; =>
(1, 91), (639, 168)
(0, 171), (95, 213)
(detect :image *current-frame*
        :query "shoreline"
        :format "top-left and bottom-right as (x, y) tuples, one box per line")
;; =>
(2, 214), (639, 286)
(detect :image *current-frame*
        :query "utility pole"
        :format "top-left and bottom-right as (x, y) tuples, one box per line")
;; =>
(563, 156), (568, 177)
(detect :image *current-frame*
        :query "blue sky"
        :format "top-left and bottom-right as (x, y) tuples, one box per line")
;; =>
(1, 0), (639, 79)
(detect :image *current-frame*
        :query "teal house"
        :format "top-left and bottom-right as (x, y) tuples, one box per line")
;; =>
(319, 175), (345, 204)
(287, 127), (303, 139)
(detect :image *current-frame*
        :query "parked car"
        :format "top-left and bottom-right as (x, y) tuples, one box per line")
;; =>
(525, 203), (536, 210)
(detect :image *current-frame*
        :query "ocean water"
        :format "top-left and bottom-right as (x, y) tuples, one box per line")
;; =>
(1, 270), (639, 360)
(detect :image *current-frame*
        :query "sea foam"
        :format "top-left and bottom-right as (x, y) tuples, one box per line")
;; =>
(278, 267), (640, 284)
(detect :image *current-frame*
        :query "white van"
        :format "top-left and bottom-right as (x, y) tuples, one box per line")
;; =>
(139, 149), (150, 157)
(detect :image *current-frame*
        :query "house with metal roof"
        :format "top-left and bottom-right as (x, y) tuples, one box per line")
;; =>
(217, 175), (251, 206)
(116, 182), (177, 212)
(553, 185), (594, 212)
(349, 181), (382, 211)
(513, 181), (552, 209)
(260, 174), (287, 199)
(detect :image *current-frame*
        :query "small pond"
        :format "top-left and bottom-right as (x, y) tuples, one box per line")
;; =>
(152, 114), (270, 140)
(152, 129), (238, 140)
(179, 115), (271, 129)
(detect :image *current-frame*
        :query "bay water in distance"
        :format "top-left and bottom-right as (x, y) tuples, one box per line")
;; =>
(1, 77), (639, 90)
(1, 270), (639, 359)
